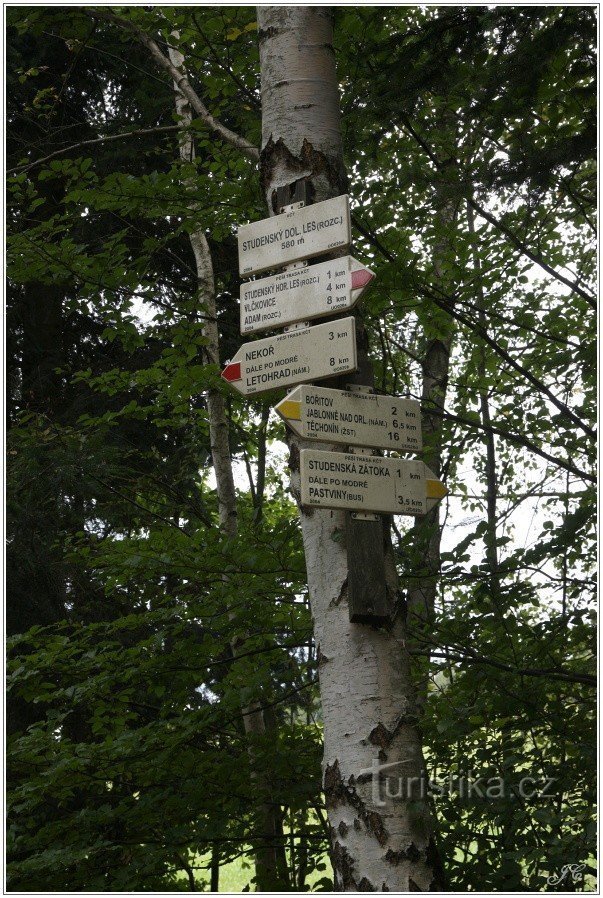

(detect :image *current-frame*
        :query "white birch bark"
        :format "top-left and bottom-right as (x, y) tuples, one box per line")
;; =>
(257, 6), (347, 207)
(258, 8), (445, 890)
(168, 39), (287, 892)
(168, 41), (237, 539)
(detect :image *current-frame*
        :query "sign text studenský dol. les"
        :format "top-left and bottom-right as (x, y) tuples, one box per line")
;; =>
(237, 194), (352, 277)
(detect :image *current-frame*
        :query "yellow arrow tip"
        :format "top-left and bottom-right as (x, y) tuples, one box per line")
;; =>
(278, 400), (301, 421)
(426, 479), (448, 500)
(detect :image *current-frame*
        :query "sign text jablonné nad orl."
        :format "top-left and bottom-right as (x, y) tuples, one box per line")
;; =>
(276, 385), (422, 451)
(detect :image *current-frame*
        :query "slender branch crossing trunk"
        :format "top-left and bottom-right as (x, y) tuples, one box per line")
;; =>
(406, 126), (459, 709)
(467, 199), (523, 888)
(168, 40), (287, 892)
(257, 8), (445, 890)
(467, 202), (499, 597)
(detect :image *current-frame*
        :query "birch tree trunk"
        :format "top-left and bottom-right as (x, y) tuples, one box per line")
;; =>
(258, 8), (445, 890)
(168, 40), (288, 892)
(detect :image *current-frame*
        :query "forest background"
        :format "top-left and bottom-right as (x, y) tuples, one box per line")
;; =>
(5, 4), (597, 892)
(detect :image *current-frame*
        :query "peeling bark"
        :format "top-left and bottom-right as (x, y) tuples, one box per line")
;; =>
(258, 7), (347, 204)
(257, 7), (446, 891)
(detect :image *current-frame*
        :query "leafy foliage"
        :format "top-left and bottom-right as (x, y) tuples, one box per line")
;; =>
(6, 5), (596, 891)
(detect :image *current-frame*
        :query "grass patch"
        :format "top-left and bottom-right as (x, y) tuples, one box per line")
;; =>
(173, 847), (333, 892)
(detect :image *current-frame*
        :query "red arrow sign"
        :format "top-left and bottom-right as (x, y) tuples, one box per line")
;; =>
(221, 361), (242, 383)
(351, 267), (374, 291)
(240, 256), (375, 336)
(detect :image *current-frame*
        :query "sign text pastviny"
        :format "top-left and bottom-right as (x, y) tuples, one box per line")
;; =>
(237, 195), (351, 276)
(300, 449), (447, 515)
(276, 385), (422, 451)
(221, 318), (357, 397)
(240, 256), (373, 334)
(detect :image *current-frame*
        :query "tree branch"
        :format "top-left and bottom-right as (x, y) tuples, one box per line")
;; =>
(353, 214), (595, 445)
(400, 116), (597, 309)
(411, 646), (596, 687)
(423, 399), (595, 484)
(8, 125), (183, 175)
(430, 288), (596, 442)
(84, 9), (259, 161)
(467, 195), (597, 310)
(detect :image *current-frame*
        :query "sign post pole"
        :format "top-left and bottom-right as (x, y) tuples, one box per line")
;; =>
(276, 183), (392, 625)
(225, 180), (446, 626)
(344, 384), (399, 624)
(343, 382), (392, 625)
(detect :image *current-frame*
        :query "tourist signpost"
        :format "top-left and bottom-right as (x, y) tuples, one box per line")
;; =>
(221, 318), (357, 397)
(237, 194), (351, 276)
(300, 450), (447, 516)
(275, 385), (422, 451)
(222, 187), (448, 622)
(240, 256), (374, 334)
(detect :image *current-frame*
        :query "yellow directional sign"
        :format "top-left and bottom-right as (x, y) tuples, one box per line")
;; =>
(275, 385), (422, 452)
(300, 449), (447, 515)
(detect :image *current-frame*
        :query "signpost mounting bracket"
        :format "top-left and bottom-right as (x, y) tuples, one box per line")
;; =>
(346, 383), (375, 395)
(282, 262), (310, 332)
(276, 179), (310, 215)
(344, 384), (392, 624)
(348, 385), (379, 521)
(284, 321), (311, 332)
(351, 511), (380, 522)
(349, 446), (380, 522)
(279, 181), (310, 334)
(281, 200), (305, 214)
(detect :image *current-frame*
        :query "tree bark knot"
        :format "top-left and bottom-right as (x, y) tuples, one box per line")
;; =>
(422, 339), (452, 368)
(316, 646), (330, 667)
(324, 759), (388, 847)
(384, 839), (448, 890)
(384, 844), (421, 866)
(368, 713), (419, 749)
(257, 25), (279, 43)
(332, 837), (376, 891)
(331, 830), (380, 892)
(329, 577), (348, 608)
(368, 722), (393, 749)
(287, 441), (301, 476)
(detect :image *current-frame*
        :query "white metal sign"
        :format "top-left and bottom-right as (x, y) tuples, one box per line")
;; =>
(275, 385), (422, 451)
(221, 318), (357, 397)
(240, 256), (374, 334)
(300, 449), (446, 515)
(237, 195), (351, 277)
